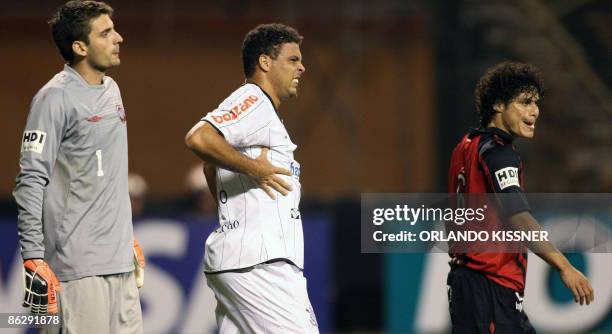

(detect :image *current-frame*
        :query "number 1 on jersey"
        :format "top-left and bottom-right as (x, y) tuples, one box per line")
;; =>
(96, 150), (104, 177)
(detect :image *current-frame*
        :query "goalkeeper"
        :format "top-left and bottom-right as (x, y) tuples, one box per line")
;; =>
(13, 1), (144, 332)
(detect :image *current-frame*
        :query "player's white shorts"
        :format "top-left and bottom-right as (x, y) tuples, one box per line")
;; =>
(205, 260), (319, 334)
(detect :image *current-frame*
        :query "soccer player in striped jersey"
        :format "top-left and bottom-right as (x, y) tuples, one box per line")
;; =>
(185, 23), (318, 333)
(447, 62), (594, 334)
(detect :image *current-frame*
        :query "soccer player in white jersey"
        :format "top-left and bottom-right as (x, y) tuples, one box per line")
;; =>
(185, 23), (318, 333)
(13, 1), (144, 333)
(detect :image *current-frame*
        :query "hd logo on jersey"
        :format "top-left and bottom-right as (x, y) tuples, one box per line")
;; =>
(495, 167), (519, 190)
(21, 130), (47, 154)
(210, 95), (259, 124)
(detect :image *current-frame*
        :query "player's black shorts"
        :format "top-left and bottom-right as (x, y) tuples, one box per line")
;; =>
(447, 265), (536, 334)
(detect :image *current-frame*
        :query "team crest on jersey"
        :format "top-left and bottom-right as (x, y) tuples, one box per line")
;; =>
(210, 95), (259, 124)
(21, 130), (47, 154)
(116, 104), (126, 122)
(495, 167), (519, 190)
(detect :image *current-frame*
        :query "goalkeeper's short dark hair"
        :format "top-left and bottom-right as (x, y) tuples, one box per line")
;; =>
(475, 61), (545, 127)
(49, 0), (114, 62)
(241, 23), (303, 78)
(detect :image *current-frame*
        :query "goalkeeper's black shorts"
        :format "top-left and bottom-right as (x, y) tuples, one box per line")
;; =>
(447, 265), (536, 334)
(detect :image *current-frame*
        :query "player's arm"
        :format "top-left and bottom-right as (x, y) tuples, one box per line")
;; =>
(508, 212), (594, 305)
(482, 142), (594, 305)
(185, 121), (292, 200)
(13, 88), (66, 313)
(201, 161), (218, 203)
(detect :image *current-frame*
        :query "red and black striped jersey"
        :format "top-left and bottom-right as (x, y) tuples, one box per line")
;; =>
(448, 127), (530, 293)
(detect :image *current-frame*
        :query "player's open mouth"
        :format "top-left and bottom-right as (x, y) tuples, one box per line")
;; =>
(523, 120), (535, 130)
(292, 78), (299, 85)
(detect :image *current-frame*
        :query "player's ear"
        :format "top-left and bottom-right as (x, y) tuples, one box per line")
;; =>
(72, 40), (88, 58)
(493, 101), (505, 113)
(258, 54), (272, 73)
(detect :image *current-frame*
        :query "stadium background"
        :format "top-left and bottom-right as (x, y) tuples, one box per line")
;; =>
(0, 0), (610, 333)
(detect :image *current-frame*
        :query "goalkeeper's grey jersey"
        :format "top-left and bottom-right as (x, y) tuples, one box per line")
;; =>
(202, 83), (304, 273)
(13, 65), (134, 282)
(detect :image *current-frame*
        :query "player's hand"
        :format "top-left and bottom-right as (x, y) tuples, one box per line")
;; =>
(22, 259), (61, 314)
(251, 147), (292, 200)
(133, 239), (145, 288)
(559, 266), (594, 305)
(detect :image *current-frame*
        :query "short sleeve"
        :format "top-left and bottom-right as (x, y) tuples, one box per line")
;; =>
(202, 88), (275, 147)
(480, 142), (530, 216)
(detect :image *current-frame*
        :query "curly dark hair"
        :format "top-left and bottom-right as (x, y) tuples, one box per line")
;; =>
(242, 23), (303, 78)
(48, 0), (114, 62)
(474, 61), (545, 127)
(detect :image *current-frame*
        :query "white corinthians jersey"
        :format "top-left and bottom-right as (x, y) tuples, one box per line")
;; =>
(202, 83), (304, 272)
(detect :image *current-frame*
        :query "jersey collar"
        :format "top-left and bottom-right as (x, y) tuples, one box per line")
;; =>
(468, 127), (514, 143)
(246, 82), (278, 114)
(63, 64), (108, 89)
